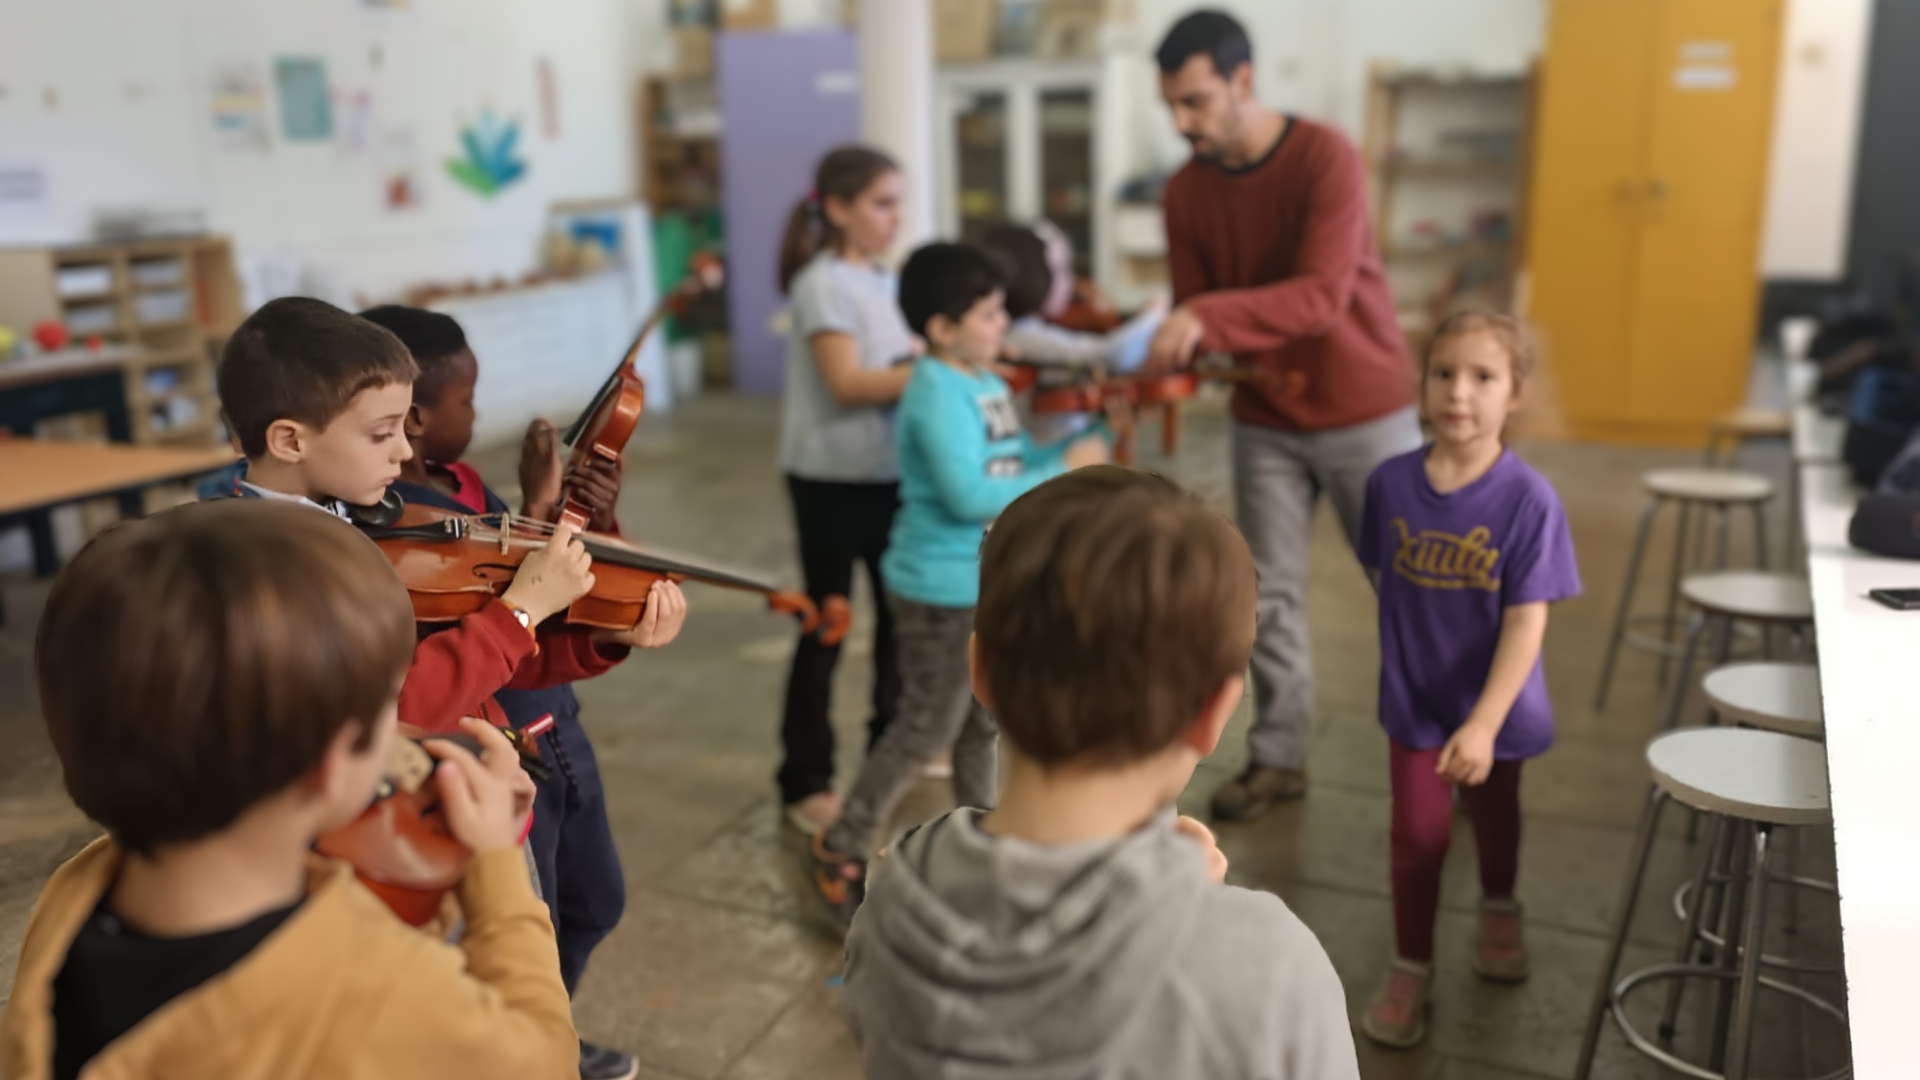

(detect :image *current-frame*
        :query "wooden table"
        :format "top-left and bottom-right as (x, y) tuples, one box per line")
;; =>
(0, 440), (237, 574)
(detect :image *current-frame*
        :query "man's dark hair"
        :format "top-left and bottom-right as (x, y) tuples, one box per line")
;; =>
(36, 500), (416, 855)
(217, 297), (418, 457)
(976, 467), (1257, 767)
(1155, 9), (1252, 78)
(359, 305), (471, 406)
(981, 225), (1053, 322)
(897, 242), (1006, 339)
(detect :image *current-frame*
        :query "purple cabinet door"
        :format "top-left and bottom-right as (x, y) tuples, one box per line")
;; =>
(716, 29), (862, 396)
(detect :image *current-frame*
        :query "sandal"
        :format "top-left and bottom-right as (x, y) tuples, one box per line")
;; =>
(1360, 958), (1432, 1049)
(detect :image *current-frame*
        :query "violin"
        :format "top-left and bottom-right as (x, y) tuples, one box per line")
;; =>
(1048, 275), (1125, 335)
(316, 718), (553, 926)
(355, 499), (851, 644)
(557, 253), (725, 530)
(1008, 359), (1272, 465)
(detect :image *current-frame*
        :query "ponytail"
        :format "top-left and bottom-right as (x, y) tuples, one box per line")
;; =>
(777, 145), (899, 295)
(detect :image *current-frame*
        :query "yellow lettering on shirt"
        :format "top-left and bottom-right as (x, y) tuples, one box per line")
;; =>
(1390, 518), (1501, 591)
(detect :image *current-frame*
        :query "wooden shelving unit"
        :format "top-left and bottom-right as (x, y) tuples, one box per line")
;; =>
(639, 75), (722, 216)
(1363, 65), (1537, 353)
(0, 236), (241, 448)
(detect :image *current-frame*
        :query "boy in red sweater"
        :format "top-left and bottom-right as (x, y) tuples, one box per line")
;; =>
(361, 304), (682, 1080)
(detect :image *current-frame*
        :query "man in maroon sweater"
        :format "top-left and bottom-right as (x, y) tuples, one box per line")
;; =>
(1146, 10), (1421, 821)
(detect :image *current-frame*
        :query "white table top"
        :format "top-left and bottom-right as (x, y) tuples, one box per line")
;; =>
(1793, 362), (1920, 1079)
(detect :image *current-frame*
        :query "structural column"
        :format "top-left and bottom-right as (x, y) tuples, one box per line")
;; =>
(856, 0), (937, 256)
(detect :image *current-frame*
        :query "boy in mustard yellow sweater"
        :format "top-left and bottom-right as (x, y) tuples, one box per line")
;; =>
(1, 499), (576, 1080)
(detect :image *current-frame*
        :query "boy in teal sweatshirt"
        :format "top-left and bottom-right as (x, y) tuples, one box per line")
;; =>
(806, 242), (1109, 929)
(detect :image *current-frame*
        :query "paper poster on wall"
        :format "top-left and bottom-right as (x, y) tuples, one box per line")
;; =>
(377, 128), (421, 210)
(0, 158), (60, 245)
(208, 64), (271, 151)
(447, 110), (527, 198)
(537, 59), (560, 139)
(336, 88), (373, 153)
(274, 57), (334, 141)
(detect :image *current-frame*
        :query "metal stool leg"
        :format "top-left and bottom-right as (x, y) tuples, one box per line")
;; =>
(1715, 504), (1732, 569)
(1660, 497), (1690, 686)
(1659, 811), (1726, 1045)
(1751, 501), (1770, 572)
(1662, 611), (1710, 732)
(1596, 497), (1662, 710)
(1575, 786), (1669, 1080)
(1709, 819), (1755, 1074)
(1725, 824), (1775, 1080)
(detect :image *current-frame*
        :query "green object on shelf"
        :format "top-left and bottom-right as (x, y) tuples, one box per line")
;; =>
(652, 209), (725, 342)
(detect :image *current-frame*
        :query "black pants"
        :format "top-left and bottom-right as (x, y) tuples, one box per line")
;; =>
(778, 475), (901, 804)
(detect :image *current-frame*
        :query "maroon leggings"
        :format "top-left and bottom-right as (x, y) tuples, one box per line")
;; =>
(1389, 739), (1524, 962)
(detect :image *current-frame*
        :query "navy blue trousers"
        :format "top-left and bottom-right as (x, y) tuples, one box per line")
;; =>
(525, 713), (626, 994)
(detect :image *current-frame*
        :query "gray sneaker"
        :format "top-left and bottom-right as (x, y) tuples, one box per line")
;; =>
(580, 1040), (638, 1080)
(1209, 764), (1308, 821)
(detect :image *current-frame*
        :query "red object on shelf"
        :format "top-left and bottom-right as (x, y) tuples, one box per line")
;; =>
(85, 335), (105, 351)
(33, 320), (69, 351)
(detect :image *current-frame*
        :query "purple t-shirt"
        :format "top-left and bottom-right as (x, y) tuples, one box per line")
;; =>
(1356, 447), (1581, 760)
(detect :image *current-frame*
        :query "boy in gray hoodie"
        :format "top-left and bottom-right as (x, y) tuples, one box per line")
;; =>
(842, 466), (1359, 1079)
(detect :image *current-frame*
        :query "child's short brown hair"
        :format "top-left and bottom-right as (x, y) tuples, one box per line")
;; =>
(35, 500), (416, 854)
(975, 467), (1256, 767)
(218, 297), (419, 457)
(1423, 310), (1536, 388)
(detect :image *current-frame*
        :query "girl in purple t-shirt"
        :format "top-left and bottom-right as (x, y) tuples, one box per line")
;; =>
(1353, 312), (1580, 1048)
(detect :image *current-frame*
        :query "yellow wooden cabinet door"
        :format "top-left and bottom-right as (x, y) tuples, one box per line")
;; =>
(1524, 0), (1661, 431)
(1621, 0), (1784, 435)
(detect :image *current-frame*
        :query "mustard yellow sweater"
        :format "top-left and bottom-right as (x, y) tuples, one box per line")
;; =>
(2, 838), (577, 1080)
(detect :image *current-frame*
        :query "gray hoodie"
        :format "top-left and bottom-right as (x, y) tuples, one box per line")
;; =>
(843, 808), (1360, 1080)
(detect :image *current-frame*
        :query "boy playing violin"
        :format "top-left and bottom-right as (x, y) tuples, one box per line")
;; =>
(210, 296), (676, 736)
(2, 499), (577, 1080)
(360, 304), (675, 1080)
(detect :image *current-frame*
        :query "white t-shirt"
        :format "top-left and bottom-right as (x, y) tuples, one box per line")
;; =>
(777, 252), (916, 483)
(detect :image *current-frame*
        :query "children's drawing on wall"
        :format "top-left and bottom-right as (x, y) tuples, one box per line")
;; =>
(208, 64), (271, 152)
(446, 110), (526, 199)
(377, 128), (422, 211)
(273, 57), (333, 142)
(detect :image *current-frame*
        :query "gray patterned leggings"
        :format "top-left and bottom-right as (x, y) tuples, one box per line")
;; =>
(824, 594), (998, 857)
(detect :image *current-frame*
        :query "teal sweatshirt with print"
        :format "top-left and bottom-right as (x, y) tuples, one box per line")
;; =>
(881, 358), (1075, 608)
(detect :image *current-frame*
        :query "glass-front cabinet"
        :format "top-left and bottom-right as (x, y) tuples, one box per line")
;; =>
(937, 59), (1123, 291)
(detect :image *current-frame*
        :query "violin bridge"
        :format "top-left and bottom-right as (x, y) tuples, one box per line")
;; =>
(498, 510), (512, 555)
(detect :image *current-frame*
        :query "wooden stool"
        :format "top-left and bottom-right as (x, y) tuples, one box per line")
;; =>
(1704, 407), (1792, 468)
(1575, 729), (1845, 1080)
(1594, 470), (1776, 710)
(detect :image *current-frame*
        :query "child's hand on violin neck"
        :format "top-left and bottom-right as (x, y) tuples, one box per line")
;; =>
(1174, 815), (1229, 884)
(519, 418), (564, 521)
(565, 456), (624, 533)
(593, 579), (687, 650)
(1064, 434), (1111, 470)
(501, 521), (595, 624)
(424, 718), (538, 855)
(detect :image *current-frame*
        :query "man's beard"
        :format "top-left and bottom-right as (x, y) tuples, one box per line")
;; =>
(1185, 134), (1223, 162)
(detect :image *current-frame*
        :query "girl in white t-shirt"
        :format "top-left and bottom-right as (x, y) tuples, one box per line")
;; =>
(774, 146), (916, 834)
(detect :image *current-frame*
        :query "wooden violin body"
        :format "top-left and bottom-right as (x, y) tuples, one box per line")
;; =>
(1049, 275), (1125, 334)
(361, 501), (851, 644)
(316, 721), (550, 926)
(558, 253), (724, 530)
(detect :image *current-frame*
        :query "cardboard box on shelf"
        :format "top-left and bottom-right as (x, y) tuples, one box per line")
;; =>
(676, 26), (714, 78)
(1036, 0), (1132, 56)
(719, 0), (777, 29)
(935, 0), (997, 62)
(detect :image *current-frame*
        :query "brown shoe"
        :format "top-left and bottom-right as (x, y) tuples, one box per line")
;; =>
(1472, 897), (1530, 983)
(1209, 764), (1307, 821)
(1360, 958), (1432, 1048)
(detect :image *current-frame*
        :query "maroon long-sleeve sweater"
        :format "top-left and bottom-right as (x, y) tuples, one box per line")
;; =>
(1164, 115), (1414, 432)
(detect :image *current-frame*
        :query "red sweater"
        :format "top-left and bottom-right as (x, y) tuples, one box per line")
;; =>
(1164, 116), (1414, 432)
(396, 460), (626, 733)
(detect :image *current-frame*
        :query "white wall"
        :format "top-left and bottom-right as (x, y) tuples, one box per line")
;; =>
(1128, 0), (1549, 171)
(1760, 0), (1873, 280)
(0, 0), (652, 304)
